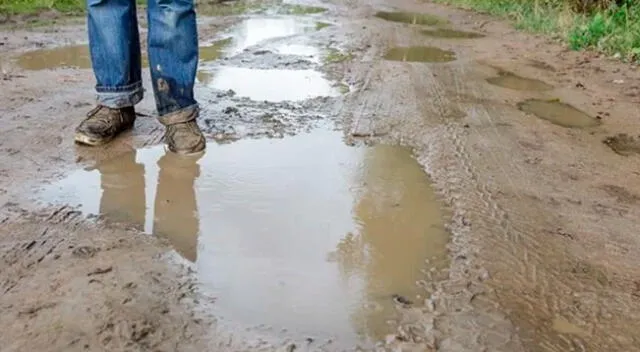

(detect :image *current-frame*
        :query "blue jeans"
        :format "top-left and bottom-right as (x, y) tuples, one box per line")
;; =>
(87, 0), (199, 118)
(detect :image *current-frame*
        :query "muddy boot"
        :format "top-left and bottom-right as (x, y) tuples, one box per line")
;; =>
(75, 105), (136, 146)
(159, 109), (206, 155)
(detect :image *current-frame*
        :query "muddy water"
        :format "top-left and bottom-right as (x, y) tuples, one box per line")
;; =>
(15, 16), (320, 71)
(384, 46), (456, 63)
(486, 71), (553, 91)
(421, 28), (485, 39)
(517, 99), (599, 128)
(223, 17), (319, 54)
(374, 11), (446, 26)
(16, 38), (231, 71)
(197, 67), (337, 101)
(16, 44), (92, 70)
(38, 129), (449, 347)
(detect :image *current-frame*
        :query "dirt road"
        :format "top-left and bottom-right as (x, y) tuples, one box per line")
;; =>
(2, 0), (640, 351)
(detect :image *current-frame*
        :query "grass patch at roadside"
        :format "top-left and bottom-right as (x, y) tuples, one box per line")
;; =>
(0, 0), (84, 15)
(0, 0), (149, 16)
(430, 0), (640, 61)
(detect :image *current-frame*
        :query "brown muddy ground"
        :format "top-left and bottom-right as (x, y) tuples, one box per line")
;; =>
(2, 0), (640, 351)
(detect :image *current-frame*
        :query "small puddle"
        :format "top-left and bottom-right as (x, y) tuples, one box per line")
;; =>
(552, 316), (587, 336)
(199, 37), (233, 62)
(517, 99), (599, 128)
(17, 45), (92, 70)
(39, 129), (449, 348)
(197, 67), (338, 101)
(421, 28), (485, 39)
(383, 46), (456, 63)
(374, 11), (446, 26)
(224, 17), (319, 54)
(486, 71), (553, 91)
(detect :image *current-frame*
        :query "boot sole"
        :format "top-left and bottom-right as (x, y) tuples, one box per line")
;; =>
(166, 145), (206, 156)
(165, 140), (206, 156)
(74, 132), (114, 146)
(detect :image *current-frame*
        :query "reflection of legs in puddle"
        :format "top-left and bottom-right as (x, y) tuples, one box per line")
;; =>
(98, 150), (146, 230)
(153, 152), (201, 262)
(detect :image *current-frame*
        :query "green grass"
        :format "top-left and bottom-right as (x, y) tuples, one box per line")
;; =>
(0, 0), (150, 16)
(0, 0), (85, 15)
(431, 0), (640, 61)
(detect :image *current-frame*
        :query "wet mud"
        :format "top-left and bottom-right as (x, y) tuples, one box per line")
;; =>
(374, 11), (446, 26)
(517, 98), (599, 127)
(421, 28), (484, 39)
(383, 46), (456, 63)
(603, 133), (640, 156)
(486, 71), (553, 91)
(39, 128), (449, 348)
(5, 0), (640, 351)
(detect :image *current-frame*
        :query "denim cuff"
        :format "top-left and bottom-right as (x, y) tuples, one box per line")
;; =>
(157, 104), (199, 125)
(96, 83), (144, 108)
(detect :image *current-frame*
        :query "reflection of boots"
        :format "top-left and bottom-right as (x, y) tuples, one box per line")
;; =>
(98, 150), (146, 230)
(153, 152), (202, 262)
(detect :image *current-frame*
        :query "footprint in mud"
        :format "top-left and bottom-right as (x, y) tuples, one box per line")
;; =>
(599, 184), (640, 204)
(383, 46), (456, 63)
(374, 11), (447, 26)
(517, 99), (599, 128)
(421, 28), (485, 39)
(486, 71), (553, 91)
(603, 134), (640, 156)
(528, 59), (557, 72)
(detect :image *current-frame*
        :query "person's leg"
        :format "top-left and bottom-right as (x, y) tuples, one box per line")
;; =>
(147, 0), (205, 155)
(76, 0), (143, 146)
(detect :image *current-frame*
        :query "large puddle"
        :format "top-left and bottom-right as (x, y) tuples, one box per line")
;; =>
(39, 129), (449, 348)
(384, 46), (456, 63)
(517, 99), (600, 128)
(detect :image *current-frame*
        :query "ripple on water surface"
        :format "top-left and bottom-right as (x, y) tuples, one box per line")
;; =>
(38, 128), (449, 348)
